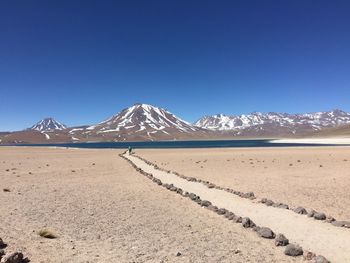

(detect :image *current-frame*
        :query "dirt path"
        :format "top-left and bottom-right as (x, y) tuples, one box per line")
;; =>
(125, 154), (350, 263)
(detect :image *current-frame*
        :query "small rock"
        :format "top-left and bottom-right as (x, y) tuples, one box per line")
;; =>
(200, 200), (212, 207)
(3, 189), (10, 193)
(175, 252), (182, 257)
(206, 205), (218, 212)
(308, 209), (316, 217)
(278, 203), (289, 209)
(256, 227), (275, 239)
(275, 234), (289, 246)
(303, 250), (316, 260)
(217, 208), (227, 215)
(188, 193), (198, 201)
(265, 199), (274, 206)
(0, 238), (6, 249)
(293, 207), (307, 215)
(313, 212), (326, 220)
(326, 216), (335, 223)
(284, 244), (303, 256)
(227, 215), (235, 220)
(241, 192), (255, 199)
(273, 202), (289, 209)
(232, 216), (242, 223)
(252, 226), (260, 232)
(169, 186), (177, 192)
(207, 184), (215, 189)
(0, 249), (5, 259)
(0, 252), (29, 263)
(176, 188), (183, 195)
(332, 220), (350, 227)
(313, 255), (330, 263)
(224, 211), (234, 218)
(195, 198), (202, 204)
(242, 217), (255, 228)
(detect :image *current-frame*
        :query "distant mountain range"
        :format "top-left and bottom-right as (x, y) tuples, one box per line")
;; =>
(0, 103), (349, 144)
(194, 109), (350, 137)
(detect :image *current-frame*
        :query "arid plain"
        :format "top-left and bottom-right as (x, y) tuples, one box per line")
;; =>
(140, 147), (350, 221)
(1, 146), (350, 262)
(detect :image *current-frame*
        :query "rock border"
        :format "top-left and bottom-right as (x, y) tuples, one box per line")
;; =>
(120, 153), (330, 262)
(132, 154), (349, 231)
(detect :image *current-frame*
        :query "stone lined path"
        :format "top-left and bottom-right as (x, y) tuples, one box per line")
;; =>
(125, 154), (350, 262)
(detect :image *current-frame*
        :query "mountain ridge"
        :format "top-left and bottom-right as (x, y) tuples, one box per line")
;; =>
(194, 109), (350, 136)
(1, 104), (350, 144)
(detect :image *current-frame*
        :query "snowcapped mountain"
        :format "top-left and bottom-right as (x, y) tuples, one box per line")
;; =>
(3, 105), (350, 144)
(30, 118), (67, 132)
(71, 103), (209, 141)
(194, 109), (350, 136)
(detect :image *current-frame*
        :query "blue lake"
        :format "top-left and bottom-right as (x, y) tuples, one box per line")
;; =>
(7, 139), (337, 149)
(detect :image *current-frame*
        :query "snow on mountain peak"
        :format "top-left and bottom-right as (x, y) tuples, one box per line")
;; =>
(86, 103), (199, 135)
(194, 110), (350, 133)
(30, 118), (67, 132)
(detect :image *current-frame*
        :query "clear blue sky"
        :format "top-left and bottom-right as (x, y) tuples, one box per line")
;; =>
(1, 0), (350, 131)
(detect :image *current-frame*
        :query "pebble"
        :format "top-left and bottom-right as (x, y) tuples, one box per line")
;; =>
(307, 209), (316, 217)
(200, 200), (212, 207)
(206, 205), (218, 212)
(0, 252), (29, 263)
(314, 255), (330, 263)
(272, 202), (289, 209)
(275, 234), (289, 246)
(256, 227), (275, 239)
(265, 200), (274, 206)
(0, 238), (6, 249)
(313, 212), (326, 220)
(189, 193), (199, 201)
(303, 250), (316, 260)
(325, 216), (335, 223)
(242, 217), (255, 228)
(232, 216), (242, 223)
(293, 207), (307, 215)
(332, 220), (350, 227)
(284, 244), (303, 256)
(217, 208), (227, 215)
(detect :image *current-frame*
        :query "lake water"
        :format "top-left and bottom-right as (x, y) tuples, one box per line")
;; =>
(9, 139), (336, 149)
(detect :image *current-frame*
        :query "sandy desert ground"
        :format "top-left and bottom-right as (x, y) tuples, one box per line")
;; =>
(139, 146), (350, 222)
(0, 147), (303, 263)
(126, 152), (350, 262)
